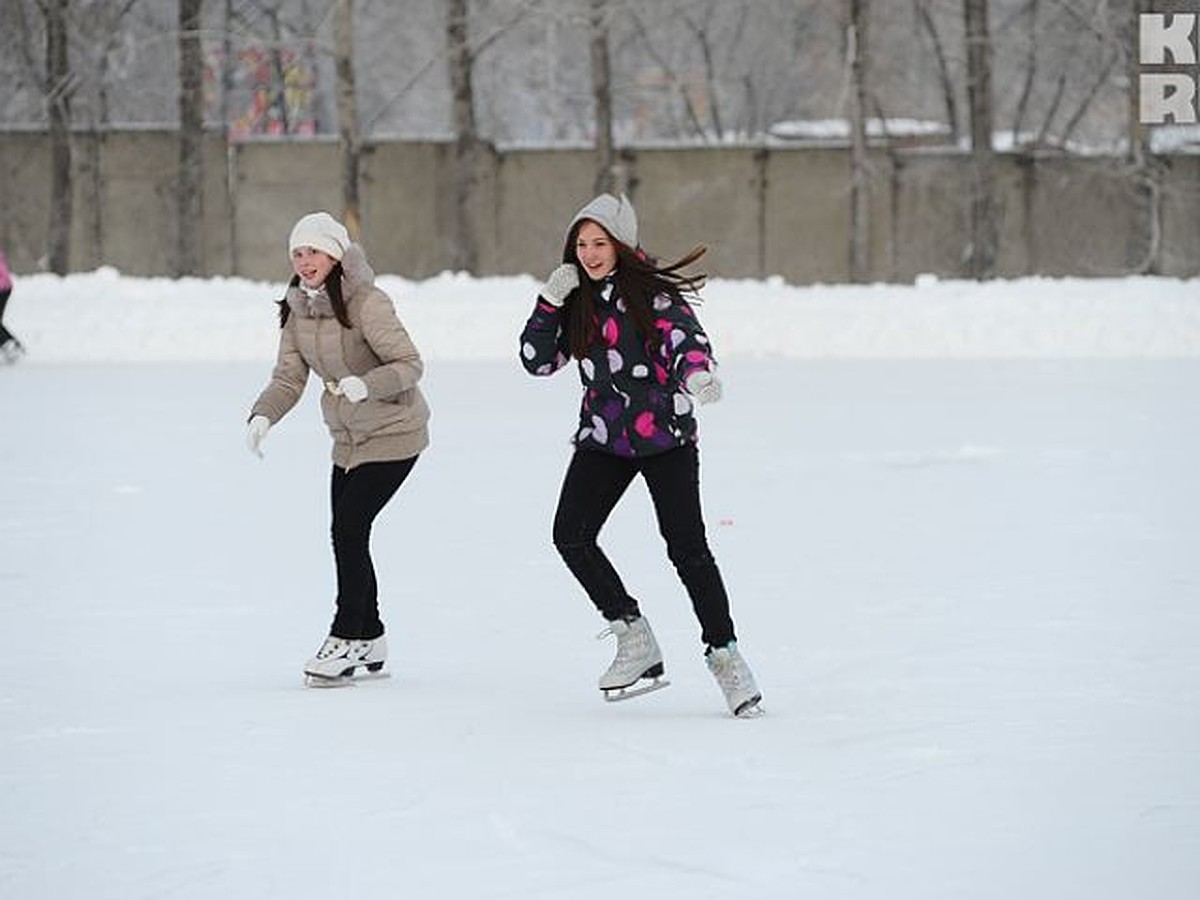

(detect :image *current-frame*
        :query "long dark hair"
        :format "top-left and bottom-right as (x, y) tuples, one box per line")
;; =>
(560, 220), (707, 360)
(276, 262), (352, 328)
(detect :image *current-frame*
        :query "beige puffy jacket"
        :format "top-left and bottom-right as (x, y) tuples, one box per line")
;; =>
(250, 245), (430, 469)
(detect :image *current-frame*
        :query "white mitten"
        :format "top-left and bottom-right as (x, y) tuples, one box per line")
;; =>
(685, 370), (723, 405)
(539, 263), (580, 306)
(246, 415), (271, 457)
(337, 375), (369, 403)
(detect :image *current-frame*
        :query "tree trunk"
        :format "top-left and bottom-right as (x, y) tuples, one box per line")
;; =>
(265, 9), (291, 134)
(45, 0), (73, 275)
(680, 4), (725, 140)
(1126, 0), (1150, 165)
(848, 0), (871, 283)
(222, 0), (239, 276)
(1010, 0), (1038, 146)
(914, 0), (959, 144)
(963, 0), (997, 279)
(590, 0), (617, 195)
(177, 0), (205, 277)
(697, 29), (723, 139)
(1125, 0), (1160, 274)
(334, 0), (362, 242)
(447, 0), (480, 273)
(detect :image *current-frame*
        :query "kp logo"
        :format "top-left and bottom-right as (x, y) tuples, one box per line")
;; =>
(1140, 12), (1198, 123)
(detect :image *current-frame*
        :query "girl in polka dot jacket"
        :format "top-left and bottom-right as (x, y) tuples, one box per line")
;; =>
(519, 193), (763, 717)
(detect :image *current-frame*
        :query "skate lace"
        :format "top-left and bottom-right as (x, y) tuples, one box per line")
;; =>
(316, 637), (349, 659)
(710, 650), (744, 692)
(596, 622), (646, 664)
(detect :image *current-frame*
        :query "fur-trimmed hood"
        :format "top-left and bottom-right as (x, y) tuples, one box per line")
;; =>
(284, 243), (377, 318)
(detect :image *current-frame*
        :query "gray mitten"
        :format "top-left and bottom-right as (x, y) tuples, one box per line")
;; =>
(539, 263), (580, 306)
(685, 370), (723, 405)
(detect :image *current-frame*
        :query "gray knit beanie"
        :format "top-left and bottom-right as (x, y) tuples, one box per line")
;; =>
(567, 193), (638, 248)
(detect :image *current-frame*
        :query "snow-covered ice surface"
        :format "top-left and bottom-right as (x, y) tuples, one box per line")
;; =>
(1, 271), (1198, 899)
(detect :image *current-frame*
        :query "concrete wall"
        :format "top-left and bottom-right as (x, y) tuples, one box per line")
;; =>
(1, 130), (1197, 282)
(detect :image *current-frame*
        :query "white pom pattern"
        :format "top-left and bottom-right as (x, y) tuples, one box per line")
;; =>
(581, 415), (609, 445)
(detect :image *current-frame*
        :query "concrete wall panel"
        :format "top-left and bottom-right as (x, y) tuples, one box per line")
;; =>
(1, 132), (1197, 283)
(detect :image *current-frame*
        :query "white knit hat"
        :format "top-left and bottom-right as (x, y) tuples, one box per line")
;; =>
(288, 211), (350, 261)
(567, 193), (638, 248)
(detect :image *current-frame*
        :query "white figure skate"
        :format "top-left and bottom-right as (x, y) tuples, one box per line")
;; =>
(304, 635), (388, 687)
(706, 642), (763, 717)
(597, 616), (668, 701)
(1, 339), (25, 365)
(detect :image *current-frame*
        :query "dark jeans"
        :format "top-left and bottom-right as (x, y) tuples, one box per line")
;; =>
(0, 289), (15, 346)
(552, 444), (736, 649)
(328, 456), (418, 639)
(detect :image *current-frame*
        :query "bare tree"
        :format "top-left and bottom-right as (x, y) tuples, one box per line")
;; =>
(678, 1), (726, 139)
(1057, 45), (1120, 149)
(626, 14), (711, 141)
(220, 0), (239, 275)
(1126, 0), (1151, 166)
(847, 0), (871, 282)
(264, 5), (293, 134)
(1021, 2), (1109, 149)
(441, 0), (535, 270)
(43, 0), (74, 274)
(447, 0), (482, 273)
(1010, 0), (1038, 145)
(963, 0), (997, 279)
(913, 0), (959, 144)
(78, 0), (138, 269)
(220, 0), (323, 137)
(176, 0), (204, 277)
(334, 0), (362, 241)
(625, 1), (731, 143)
(1124, 0), (1161, 274)
(590, 0), (618, 194)
(0, 0), (1150, 153)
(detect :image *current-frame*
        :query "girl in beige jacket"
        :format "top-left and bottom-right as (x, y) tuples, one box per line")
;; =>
(247, 212), (430, 685)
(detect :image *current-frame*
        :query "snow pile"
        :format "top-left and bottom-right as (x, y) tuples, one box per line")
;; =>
(7, 267), (1199, 363)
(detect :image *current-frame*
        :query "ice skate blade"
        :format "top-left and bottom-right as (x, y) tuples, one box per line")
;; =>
(602, 676), (670, 702)
(304, 669), (391, 689)
(733, 697), (764, 718)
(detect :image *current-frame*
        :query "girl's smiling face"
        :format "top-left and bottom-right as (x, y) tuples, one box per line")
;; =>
(291, 246), (338, 289)
(574, 220), (618, 281)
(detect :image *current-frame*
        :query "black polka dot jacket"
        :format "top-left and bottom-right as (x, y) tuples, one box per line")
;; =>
(519, 280), (716, 458)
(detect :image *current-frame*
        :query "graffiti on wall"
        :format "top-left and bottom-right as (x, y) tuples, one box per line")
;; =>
(206, 46), (320, 139)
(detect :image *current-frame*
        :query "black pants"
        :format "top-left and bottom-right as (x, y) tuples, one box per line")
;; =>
(0, 289), (16, 346)
(552, 444), (736, 649)
(328, 456), (418, 640)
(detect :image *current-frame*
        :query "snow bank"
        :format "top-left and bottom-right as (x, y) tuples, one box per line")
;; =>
(7, 267), (1199, 363)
